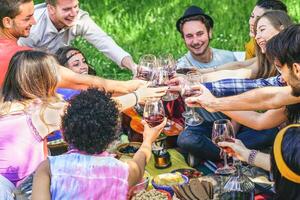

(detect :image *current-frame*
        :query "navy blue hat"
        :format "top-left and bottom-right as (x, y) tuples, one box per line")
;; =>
(176, 5), (214, 32)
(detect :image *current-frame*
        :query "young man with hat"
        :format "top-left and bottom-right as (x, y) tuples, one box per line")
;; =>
(175, 6), (277, 167)
(176, 5), (238, 70)
(18, 0), (137, 73)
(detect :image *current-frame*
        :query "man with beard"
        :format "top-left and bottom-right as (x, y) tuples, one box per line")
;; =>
(176, 5), (238, 70)
(185, 24), (300, 114)
(18, 0), (137, 73)
(174, 6), (278, 167)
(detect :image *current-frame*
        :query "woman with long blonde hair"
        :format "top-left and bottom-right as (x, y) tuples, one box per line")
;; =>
(0, 50), (166, 190)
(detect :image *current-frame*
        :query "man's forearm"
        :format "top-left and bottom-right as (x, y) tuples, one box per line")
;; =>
(206, 86), (300, 111)
(121, 56), (137, 72)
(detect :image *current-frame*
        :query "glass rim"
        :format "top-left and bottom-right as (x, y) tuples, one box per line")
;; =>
(213, 119), (231, 124)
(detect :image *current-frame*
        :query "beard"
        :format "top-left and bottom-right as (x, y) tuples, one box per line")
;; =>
(190, 42), (210, 57)
(291, 84), (300, 97)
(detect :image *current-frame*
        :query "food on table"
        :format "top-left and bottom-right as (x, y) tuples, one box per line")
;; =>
(172, 168), (203, 179)
(119, 145), (139, 154)
(153, 173), (185, 186)
(131, 189), (169, 200)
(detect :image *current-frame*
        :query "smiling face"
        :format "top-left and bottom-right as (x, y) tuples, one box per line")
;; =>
(249, 6), (266, 37)
(66, 50), (89, 74)
(5, 1), (36, 39)
(48, 0), (79, 30)
(255, 17), (281, 54)
(182, 20), (211, 58)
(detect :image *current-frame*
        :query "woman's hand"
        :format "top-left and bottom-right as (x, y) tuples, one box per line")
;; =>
(142, 118), (167, 143)
(135, 86), (167, 103)
(218, 139), (251, 162)
(124, 79), (148, 92)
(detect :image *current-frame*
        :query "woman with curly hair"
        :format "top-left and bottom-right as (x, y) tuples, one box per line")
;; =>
(32, 89), (167, 199)
(0, 50), (166, 196)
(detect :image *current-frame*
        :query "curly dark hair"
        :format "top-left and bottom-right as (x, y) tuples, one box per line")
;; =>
(62, 88), (119, 154)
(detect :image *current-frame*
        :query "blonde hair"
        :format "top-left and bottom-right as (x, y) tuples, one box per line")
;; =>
(0, 50), (63, 119)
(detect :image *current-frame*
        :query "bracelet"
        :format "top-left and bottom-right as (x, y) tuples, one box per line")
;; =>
(248, 150), (258, 166)
(132, 91), (138, 106)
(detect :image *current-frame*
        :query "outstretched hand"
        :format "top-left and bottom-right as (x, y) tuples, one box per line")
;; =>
(185, 84), (218, 112)
(126, 79), (148, 92)
(142, 118), (167, 143)
(135, 86), (167, 103)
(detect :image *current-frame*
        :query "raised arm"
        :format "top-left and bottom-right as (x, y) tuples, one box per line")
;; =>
(198, 57), (257, 74)
(58, 66), (145, 94)
(222, 107), (287, 130)
(186, 85), (300, 112)
(112, 86), (167, 111)
(202, 68), (253, 82)
(127, 119), (167, 187)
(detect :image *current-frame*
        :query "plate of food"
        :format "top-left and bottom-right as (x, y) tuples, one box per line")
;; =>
(131, 189), (172, 200)
(152, 172), (189, 196)
(171, 168), (203, 179)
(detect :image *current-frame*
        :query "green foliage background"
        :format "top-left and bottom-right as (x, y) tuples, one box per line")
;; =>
(34, 0), (300, 80)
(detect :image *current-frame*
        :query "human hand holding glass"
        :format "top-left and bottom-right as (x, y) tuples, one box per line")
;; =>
(181, 78), (203, 126)
(218, 138), (250, 163)
(143, 98), (166, 128)
(136, 54), (157, 81)
(212, 119), (236, 175)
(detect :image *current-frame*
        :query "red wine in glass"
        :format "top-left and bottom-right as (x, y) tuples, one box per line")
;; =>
(144, 114), (165, 127)
(182, 89), (201, 98)
(136, 66), (152, 80)
(167, 71), (176, 79)
(213, 136), (235, 155)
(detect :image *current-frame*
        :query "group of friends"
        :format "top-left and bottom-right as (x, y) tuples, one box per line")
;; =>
(0, 0), (299, 199)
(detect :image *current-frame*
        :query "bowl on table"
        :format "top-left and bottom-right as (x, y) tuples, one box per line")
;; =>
(151, 173), (189, 196)
(115, 142), (141, 158)
(130, 189), (172, 200)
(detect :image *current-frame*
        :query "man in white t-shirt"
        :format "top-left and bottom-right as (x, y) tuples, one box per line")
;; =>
(175, 6), (278, 166)
(18, 0), (137, 72)
(176, 5), (237, 70)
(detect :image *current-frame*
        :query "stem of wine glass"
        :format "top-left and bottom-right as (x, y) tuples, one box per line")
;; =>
(223, 152), (229, 168)
(191, 108), (197, 119)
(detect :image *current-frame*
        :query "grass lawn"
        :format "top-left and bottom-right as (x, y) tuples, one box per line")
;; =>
(34, 0), (300, 80)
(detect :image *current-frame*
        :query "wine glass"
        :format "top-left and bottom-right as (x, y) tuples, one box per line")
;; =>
(212, 119), (236, 175)
(136, 54), (157, 80)
(143, 98), (165, 151)
(181, 77), (203, 126)
(143, 98), (165, 128)
(181, 72), (204, 126)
